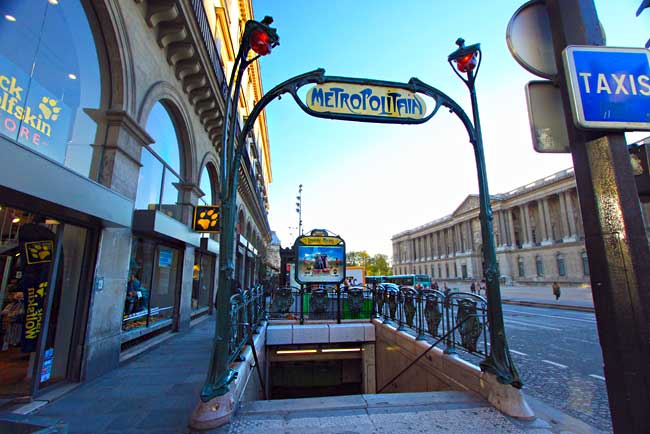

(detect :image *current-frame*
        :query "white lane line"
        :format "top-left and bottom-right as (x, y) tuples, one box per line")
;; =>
(589, 374), (606, 381)
(505, 319), (562, 331)
(510, 349), (527, 356)
(504, 308), (596, 324)
(542, 359), (568, 369)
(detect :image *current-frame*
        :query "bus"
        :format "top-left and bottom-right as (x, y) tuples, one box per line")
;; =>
(366, 274), (431, 289)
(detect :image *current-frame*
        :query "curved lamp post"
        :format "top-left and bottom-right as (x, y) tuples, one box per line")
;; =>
(448, 38), (521, 387)
(192, 17), (279, 429)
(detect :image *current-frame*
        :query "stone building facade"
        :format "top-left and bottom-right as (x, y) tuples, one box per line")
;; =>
(392, 168), (650, 286)
(0, 0), (272, 400)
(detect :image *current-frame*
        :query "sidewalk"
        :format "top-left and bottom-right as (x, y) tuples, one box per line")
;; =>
(447, 282), (595, 312)
(27, 318), (215, 434)
(5, 316), (603, 434)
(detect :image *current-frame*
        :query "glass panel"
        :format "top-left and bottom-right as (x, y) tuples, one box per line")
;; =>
(40, 223), (87, 388)
(123, 238), (155, 331)
(134, 148), (164, 211)
(0, 1), (100, 177)
(160, 168), (182, 221)
(146, 102), (181, 174)
(192, 252), (214, 312)
(199, 165), (214, 206)
(149, 246), (178, 326)
(0, 1), (47, 143)
(0, 205), (87, 394)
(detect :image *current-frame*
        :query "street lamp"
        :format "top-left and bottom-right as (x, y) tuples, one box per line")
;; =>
(192, 16), (279, 430)
(448, 38), (521, 387)
(296, 184), (303, 236)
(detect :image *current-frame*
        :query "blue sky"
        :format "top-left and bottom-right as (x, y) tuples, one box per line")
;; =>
(252, 0), (650, 255)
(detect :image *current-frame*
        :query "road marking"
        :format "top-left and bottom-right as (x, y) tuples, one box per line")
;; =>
(510, 349), (527, 356)
(542, 359), (568, 369)
(504, 308), (596, 324)
(505, 318), (562, 331)
(589, 374), (606, 381)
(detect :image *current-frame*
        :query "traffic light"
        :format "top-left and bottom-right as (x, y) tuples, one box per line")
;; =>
(637, 0), (650, 47)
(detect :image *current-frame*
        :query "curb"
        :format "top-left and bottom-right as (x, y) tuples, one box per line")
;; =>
(502, 299), (595, 313)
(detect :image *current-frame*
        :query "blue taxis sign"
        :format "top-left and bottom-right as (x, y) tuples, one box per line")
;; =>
(563, 46), (650, 130)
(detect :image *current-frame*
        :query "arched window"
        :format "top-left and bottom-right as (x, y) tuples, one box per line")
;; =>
(517, 257), (525, 277)
(199, 163), (217, 205)
(135, 102), (184, 221)
(0, 0), (102, 176)
(556, 253), (566, 277)
(581, 251), (590, 276)
(535, 255), (544, 277)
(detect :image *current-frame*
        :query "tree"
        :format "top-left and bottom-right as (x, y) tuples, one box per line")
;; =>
(368, 254), (392, 276)
(346, 251), (370, 267)
(346, 251), (392, 276)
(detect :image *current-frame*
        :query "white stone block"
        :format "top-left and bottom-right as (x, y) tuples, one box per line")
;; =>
(329, 324), (365, 342)
(266, 325), (293, 345)
(363, 323), (376, 342)
(292, 324), (330, 344)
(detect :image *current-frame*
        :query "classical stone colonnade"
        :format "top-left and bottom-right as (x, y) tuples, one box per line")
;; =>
(392, 168), (600, 285)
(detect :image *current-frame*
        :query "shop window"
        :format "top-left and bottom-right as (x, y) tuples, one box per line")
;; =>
(0, 1), (101, 177)
(445, 263), (449, 278)
(535, 255), (544, 277)
(135, 102), (185, 222)
(123, 238), (179, 333)
(556, 253), (566, 277)
(193, 251), (214, 315)
(581, 251), (590, 276)
(0, 205), (90, 394)
(517, 257), (525, 277)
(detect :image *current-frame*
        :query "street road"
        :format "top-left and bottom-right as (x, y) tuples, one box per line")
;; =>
(461, 305), (611, 432)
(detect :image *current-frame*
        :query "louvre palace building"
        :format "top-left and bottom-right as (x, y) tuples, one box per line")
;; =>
(392, 167), (650, 286)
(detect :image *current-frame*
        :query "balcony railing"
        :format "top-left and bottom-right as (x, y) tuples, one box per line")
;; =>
(189, 0), (227, 96)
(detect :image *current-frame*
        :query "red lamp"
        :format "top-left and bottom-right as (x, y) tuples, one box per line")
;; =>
(249, 29), (272, 56)
(455, 51), (478, 73)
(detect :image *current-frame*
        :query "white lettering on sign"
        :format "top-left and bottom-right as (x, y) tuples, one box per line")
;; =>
(578, 72), (650, 96)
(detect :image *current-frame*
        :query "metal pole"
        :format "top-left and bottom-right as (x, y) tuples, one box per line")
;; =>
(546, 1), (650, 431)
(466, 69), (521, 387)
(201, 24), (255, 400)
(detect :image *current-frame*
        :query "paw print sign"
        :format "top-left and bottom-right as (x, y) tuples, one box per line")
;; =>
(24, 240), (54, 264)
(193, 205), (220, 233)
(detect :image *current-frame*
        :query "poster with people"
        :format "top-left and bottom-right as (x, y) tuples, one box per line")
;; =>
(294, 231), (345, 284)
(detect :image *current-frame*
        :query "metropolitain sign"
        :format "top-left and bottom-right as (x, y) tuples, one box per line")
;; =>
(305, 82), (426, 122)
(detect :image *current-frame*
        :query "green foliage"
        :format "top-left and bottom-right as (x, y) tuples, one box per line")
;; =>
(346, 251), (392, 276)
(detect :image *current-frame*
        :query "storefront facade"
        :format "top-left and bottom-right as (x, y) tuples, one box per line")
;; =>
(0, 0), (272, 401)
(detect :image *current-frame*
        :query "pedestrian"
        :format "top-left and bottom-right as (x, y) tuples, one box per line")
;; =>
(479, 279), (486, 296)
(552, 281), (561, 300)
(470, 280), (476, 294)
(443, 282), (450, 297)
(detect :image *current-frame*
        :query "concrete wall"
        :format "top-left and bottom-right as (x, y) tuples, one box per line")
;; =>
(373, 320), (534, 419)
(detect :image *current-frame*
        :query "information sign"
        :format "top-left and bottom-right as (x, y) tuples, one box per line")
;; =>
(563, 46), (650, 130)
(294, 232), (345, 285)
(193, 205), (220, 233)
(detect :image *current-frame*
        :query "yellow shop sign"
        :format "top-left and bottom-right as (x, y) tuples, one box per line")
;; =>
(299, 236), (343, 246)
(306, 82), (426, 120)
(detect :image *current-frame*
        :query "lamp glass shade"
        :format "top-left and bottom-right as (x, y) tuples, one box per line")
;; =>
(249, 29), (272, 55)
(455, 51), (478, 73)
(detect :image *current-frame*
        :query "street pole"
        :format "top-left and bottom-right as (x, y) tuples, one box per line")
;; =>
(449, 40), (521, 387)
(200, 17), (279, 405)
(546, 1), (650, 431)
(296, 184), (303, 236)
